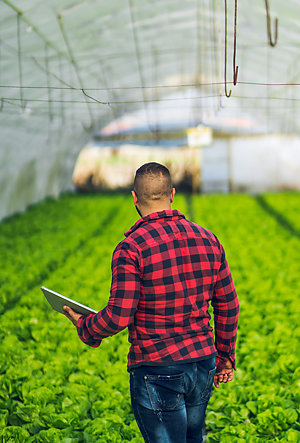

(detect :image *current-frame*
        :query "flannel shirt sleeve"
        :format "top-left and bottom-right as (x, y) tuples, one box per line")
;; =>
(211, 244), (239, 371)
(76, 241), (141, 347)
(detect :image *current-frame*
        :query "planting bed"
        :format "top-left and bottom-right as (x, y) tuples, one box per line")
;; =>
(0, 192), (299, 442)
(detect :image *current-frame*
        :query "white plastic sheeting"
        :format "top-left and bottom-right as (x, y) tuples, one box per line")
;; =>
(202, 134), (300, 193)
(1, 0), (300, 218)
(230, 135), (300, 192)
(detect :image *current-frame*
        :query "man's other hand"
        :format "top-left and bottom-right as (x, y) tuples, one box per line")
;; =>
(63, 305), (82, 326)
(214, 359), (234, 388)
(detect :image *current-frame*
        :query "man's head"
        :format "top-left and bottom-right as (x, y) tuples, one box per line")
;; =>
(132, 162), (175, 217)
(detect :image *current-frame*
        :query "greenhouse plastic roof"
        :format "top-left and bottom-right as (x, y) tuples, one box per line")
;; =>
(1, 0), (300, 133)
(0, 0), (300, 218)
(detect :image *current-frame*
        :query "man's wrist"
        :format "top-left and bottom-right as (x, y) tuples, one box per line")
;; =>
(216, 354), (236, 371)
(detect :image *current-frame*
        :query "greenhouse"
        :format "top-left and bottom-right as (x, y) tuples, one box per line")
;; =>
(0, 0), (299, 442)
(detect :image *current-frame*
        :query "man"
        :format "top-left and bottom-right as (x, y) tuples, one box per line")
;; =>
(64, 162), (239, 443)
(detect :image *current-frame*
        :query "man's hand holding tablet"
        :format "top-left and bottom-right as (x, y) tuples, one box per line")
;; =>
(63, 305), (83, 326)
(41, 286), (97, 327)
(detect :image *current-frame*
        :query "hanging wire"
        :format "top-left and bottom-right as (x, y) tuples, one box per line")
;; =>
(224, 0), (232, 97)
(31, 56), (75, 89)
(127, 0), (155, 134)
(2, 94), (300, 106)
(217, 0), (223, 107)
(209, 0), (219, 113)
(233, 0), (239, 85)
(81, 89), (107, 104)
(68, 62), (76, 132)
(0, 39), (2, 88)
(44, 44), (53, 121)
(16, 12), (25, 109)
(1, 81), (300, 93)
(267, 45), (271, 131)
(2, 100), (297, 114)
(58, 55), (65, 123)
(224, 0), (239, 97)
(265, 0), (278, 47)
(98, 62), (123, 129)
(3, 0), (69, 59)
(0, 40), (4, 112)
(57, 13), (94, 129)
(151, 46), (160, 135)
(195, 0), (202, 117)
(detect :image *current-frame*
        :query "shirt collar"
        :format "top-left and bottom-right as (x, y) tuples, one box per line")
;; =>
(125, 209), (185, 237)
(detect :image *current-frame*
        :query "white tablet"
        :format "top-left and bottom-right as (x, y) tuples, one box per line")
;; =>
(41, 286), (98, 316)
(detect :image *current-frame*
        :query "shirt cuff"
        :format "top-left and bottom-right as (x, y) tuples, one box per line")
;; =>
(216, 354), (236, 372)
(76, 315), (84, 329)
(76, 315), (102, 348)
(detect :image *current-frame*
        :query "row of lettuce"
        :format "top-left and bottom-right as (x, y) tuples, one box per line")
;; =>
(192, 194), (300, 443)
(0, 194), (126, 314)
(262, 192), (300, 232)
(0, 192), (299, 442)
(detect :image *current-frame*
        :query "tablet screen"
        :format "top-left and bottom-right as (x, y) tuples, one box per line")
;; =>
(41, 286), (97, 316)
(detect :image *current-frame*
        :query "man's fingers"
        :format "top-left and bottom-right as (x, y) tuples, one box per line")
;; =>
(63, 309), (74, 323)
(213, 375), (219, 388)
(214, 369), (234, 386)
(63, 305), (72, 314)
(63, 311), (72, 320)
(227, 372), (233, 382)
(63, 305), (80, 326)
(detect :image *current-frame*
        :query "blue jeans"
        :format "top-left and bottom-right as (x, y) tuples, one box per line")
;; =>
(130, 357), (216, 443)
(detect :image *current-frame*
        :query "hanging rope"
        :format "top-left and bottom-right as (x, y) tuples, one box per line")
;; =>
(209, 0), (217, 110)
(224, 0), (239, 97)
(127, 0), (155, 134)
(16, 12), (25, 109)
(44, 44), (53, 121)
(195, 0), (203, 120)
(224, 0), (232, 97)
(57, 13), (94, 129)
(217, 0), (223, 107)
(233, 0), (239, 85)
(31, 56), (75, 89)
(58, 56), (65, 123)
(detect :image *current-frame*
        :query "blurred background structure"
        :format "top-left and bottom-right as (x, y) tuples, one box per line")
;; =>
(1, 0), (300, 219)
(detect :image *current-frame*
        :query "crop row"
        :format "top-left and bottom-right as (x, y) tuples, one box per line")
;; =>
(192, 194), (300, 442)
(261, 192), (300, 233)
(0, 193), (126, 313)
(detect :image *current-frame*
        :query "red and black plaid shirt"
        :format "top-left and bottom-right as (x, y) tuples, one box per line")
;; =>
(77, 210), (239, 371)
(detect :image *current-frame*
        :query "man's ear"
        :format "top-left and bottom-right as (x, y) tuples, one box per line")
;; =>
(170, 187), (176, 203)
(131, 190), (138, 206)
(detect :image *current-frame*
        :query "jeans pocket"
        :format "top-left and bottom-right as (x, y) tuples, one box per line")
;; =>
(201, 366), (216, 401)
(145, 373), (185, 412)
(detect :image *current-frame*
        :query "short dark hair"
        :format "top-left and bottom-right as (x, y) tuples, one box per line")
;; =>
(134, 162), (172, 206)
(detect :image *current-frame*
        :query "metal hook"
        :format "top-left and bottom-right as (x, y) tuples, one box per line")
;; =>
(224, 0), (231, 97)
(233, 0), (239, 85)
(265, 0), (278, 47)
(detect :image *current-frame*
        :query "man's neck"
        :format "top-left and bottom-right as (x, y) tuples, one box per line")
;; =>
(140, 204), (172, 217)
